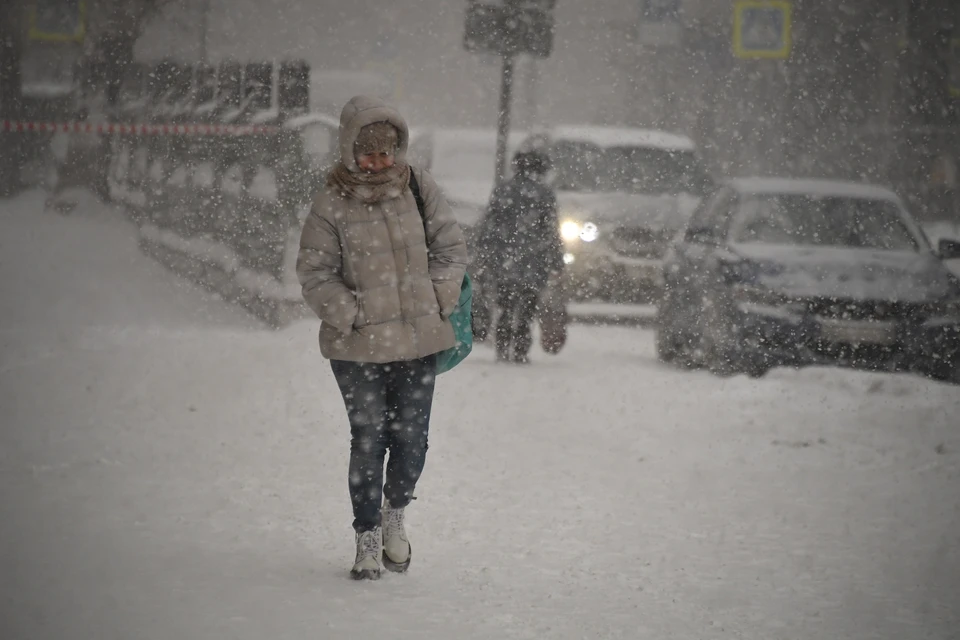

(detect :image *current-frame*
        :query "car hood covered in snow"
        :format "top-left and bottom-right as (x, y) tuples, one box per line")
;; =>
(730, 243), (960, 303)
(436, 177), (495, 209)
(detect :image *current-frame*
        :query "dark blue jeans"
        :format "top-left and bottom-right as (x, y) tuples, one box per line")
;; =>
(330, 355), (437, 533)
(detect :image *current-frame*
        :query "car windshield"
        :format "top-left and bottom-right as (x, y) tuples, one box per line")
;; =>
(730, 194), (920, 251)
(421, 132), (528, 185)
(552, 143), (712, 196)
(431, 143), (498, 184)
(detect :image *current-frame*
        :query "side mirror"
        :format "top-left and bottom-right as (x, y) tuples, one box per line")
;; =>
(938, 238), (960, 261)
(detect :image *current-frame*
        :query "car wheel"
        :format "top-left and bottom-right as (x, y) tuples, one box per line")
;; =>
(698, 298), (765, 377)
(925, 360), (960, 384)
(655, 318), (680, 363)
(697, 297), (729, 375)
(701, 332), (737, 376)
(743, 360), (771, 378)
(655, 291), (691, 366)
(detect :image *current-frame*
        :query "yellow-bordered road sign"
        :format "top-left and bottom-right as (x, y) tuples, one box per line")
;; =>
(28, 0), (86, 43)
(734, 0), (791, 59)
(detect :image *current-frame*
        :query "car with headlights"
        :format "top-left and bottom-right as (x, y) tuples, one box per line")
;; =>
(656, 177), (960, 381)
(519, 125), (714, 303)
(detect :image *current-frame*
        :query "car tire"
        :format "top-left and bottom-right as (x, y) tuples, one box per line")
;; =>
(743, 360), (771, 378)
(655, 292), (687, 365)
(925, 360), (960, 384)
(698, 298), (769, 378)
(655, 320), (680, 363)
(698, 298), (732, 375)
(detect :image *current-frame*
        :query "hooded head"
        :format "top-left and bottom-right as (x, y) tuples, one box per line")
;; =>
(354, 121), (399, 157)
(337, 95), (409, 173)
(512, 149), (551, 178)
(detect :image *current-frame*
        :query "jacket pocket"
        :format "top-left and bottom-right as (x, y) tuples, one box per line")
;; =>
(434, 280), (460, 319)
(354, 296), (367, 328)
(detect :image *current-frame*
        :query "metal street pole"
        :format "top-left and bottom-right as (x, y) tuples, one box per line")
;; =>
(523, 54), (540, 129)
(199, 0), (211, 62)
(0, 3), (24, 196)
(494, 53), (515, 188)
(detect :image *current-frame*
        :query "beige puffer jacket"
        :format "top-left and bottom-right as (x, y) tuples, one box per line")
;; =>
(296, 96), (469, 363)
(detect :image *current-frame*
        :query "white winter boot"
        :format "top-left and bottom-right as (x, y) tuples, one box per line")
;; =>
(350, 527), (382, 580)
(381, 502), (411, 573)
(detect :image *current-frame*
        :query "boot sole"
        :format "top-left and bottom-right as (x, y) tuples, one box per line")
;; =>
(350, 567), (381, 580)
(382, 544), (411, 573)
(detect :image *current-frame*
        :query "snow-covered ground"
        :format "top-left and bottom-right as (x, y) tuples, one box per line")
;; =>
(1, 190), (959, 640)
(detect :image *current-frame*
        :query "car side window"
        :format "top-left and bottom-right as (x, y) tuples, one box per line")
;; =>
(684, 188), (731, 243)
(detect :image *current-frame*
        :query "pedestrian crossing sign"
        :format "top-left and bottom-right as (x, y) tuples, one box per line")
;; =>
(734, 1), (791, 59)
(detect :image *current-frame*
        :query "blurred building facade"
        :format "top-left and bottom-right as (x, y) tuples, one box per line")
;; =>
(3, 0), (958, 216)
(130, 0), (959, 212)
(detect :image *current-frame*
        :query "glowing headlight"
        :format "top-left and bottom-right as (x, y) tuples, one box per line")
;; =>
(560, 220), (599, 243)
(560, 220), (582, 242)
(580, 222), (599, 242)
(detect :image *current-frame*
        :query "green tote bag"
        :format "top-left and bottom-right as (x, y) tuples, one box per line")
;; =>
(409, 171), (473, 374)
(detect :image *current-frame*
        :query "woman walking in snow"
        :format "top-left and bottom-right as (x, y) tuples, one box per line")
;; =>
(296, 95), (468, 580)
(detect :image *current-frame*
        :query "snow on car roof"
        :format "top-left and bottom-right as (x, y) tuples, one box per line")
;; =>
(412, 126), (530, 144)
(548, 125), (697, 151)
(729, 177), (902, 202)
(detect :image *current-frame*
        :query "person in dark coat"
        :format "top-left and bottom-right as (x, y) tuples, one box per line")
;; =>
(476, 149), (564, 363)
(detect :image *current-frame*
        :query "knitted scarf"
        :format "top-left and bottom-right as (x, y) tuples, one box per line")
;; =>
(327, 161), (411, 204)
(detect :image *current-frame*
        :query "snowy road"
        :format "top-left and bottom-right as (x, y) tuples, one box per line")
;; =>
(1, 191), (959, 640)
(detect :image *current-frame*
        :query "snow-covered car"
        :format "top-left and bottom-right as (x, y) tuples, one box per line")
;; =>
(657, 177), (960, 381)
(519, 125), (715, 303)
(407, 126), (528, 234)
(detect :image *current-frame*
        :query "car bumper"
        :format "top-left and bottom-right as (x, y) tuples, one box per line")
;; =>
(732, 304), (960, 371)
(562, 243), (664, 302)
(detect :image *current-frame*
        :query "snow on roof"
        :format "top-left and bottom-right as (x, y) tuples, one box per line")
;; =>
(729, 177), (902, 202)
(21, 82), (74, 99)
(282, 112), (340, 130)
(249, 109), (280, 124)
(548, 125), (697, 151)
(413, 126), (530, 145)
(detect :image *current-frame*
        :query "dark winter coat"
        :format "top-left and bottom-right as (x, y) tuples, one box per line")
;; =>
(477, 174), (563, 291)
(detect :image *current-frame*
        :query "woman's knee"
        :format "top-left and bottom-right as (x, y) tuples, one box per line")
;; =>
(350, 424), (388, 454)
(388, 422), (429, 452)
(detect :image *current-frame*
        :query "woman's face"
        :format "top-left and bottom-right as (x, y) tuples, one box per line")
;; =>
(356, 151), (396, 173)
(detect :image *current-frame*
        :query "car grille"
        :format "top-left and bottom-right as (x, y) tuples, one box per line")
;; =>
(803, 298), (928, 322)
(607, 226), (672, 260)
